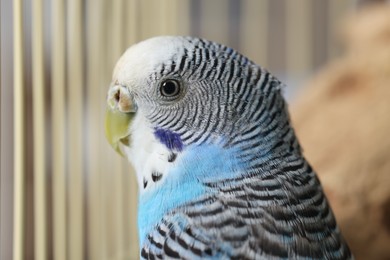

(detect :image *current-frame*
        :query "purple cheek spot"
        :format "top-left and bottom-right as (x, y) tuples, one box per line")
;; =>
(154, 128), (184, 152)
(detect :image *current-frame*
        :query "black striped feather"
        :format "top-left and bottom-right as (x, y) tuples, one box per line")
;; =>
(140, 160), (352, 259)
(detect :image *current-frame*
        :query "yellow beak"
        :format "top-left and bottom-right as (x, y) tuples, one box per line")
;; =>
(104, 84), (136, 156)
(105, 108), (134, 156)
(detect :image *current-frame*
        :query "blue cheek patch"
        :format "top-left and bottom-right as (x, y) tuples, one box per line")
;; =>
(154, 128), (184, 151)
(137, 142), (246, 246)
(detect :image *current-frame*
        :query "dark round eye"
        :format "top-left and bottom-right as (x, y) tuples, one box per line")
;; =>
(160, 79), (181, 98)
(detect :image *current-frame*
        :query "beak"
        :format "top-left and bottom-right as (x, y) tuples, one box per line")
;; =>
(105, 84), (137, 156)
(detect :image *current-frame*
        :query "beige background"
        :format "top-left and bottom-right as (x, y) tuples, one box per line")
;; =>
(0, 0), (370, 259)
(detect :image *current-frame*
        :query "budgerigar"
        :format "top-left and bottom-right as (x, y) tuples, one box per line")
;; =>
(105, 36), (352, 259)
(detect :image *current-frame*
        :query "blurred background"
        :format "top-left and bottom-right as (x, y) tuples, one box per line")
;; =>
(1, 0), (390, 259)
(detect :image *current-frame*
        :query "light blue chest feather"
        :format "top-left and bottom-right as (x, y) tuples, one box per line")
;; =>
(137, 143), (245, 245)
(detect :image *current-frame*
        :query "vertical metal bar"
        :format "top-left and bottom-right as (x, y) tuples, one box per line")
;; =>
(161, 0), (178, 35)
(67, 0), (84, 258)
(86, 0), (104, 258)
(104, 2), (114, 257)
(1, 1), (15, 259)
(99, 0), (111, 258)
(312, 1), (328, 70)
(228, 0), (241, 50)
(190, 0), (201, 37)
(267, 0), (286, 75)
(52, 0), (67, 259)
(198, 0), (230, 44)
(110, 0), (125, 257)
(124, 1), (139, 257)
(175, 0), (191, 36)
(240, 0), (269, 66)
(13, 0), (25, 259)
(328, 0), (350, 59)
(139, 0), (165, 39)
(286, 0), (312, 77)
(125, 0), (139, 45)
(32, 0), (47, 259)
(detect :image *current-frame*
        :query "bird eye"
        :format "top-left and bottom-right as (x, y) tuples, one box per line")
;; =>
(160, 79), (181, 98)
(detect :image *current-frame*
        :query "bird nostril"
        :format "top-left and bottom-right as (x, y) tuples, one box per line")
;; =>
(108, 85), (124, 110)
(114, 89), (121, 103)
(107, 85), (135, 113)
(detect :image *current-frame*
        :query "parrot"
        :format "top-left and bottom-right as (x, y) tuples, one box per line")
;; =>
(105, 36), (352, 259)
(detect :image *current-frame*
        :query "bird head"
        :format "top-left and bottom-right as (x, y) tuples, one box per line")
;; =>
(105, 36), (292, 173)
(106, 36), (236, 156)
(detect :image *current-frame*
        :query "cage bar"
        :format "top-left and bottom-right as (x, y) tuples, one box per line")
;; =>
(32, 0), (47, 258)
(67, 0), (84, 258)
(13, 0), (25, 259)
